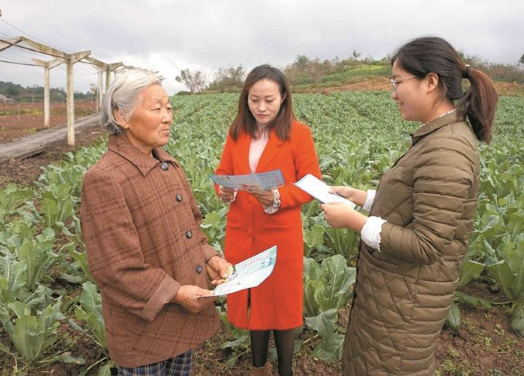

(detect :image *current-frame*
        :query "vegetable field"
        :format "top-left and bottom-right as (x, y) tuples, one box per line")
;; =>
(0, 91), (523, 375)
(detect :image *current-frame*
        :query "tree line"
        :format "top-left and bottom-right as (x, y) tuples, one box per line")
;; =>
(0, 81), (95, 102)
(176, 51), (524, 94)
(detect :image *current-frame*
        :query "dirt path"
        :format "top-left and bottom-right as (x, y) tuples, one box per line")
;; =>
(0, 114), (101, 162)
(0, 117), (106, 188)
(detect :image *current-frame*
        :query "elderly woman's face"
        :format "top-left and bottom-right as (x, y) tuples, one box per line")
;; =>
(119, 84), (173, 154)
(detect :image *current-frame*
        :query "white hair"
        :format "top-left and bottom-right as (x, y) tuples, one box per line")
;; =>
(100, 70), (162, 135)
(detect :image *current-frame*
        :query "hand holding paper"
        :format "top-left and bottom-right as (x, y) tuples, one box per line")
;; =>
(218, 186), (237, 204)
(294, 174), (356, 208)
(321, 200), (367, 231)
(206, 255), (234, 286)
(175, 285), (217, 312)
(210, 169), (285, 191)
(199, 246), (277, 297)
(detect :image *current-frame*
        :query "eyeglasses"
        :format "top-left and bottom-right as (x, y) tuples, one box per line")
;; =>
(390, 75), (417, 91)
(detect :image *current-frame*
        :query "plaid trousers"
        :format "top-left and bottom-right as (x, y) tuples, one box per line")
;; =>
(118, 350), (193, 376)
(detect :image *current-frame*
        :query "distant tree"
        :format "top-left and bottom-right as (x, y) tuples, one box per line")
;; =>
(175, 69), (207, 94)
(458, 52), (488, 70)
(4, 83), (20, 98)
(213, 67), (229, 93)
(350, 49), (361, 60)
(519, 53), (524, 66)
(31, 85), (44, 95)
(284, 66), (299, 89)
(210, 65), (246, 92)
(73, 90), (95, 100)
(307, 59), (325, 86)
(284, 55), (312, 89)
(294, 55), (310, 72)
(380, 55), (391, 64)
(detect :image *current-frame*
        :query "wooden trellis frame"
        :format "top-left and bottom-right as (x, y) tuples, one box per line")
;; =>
(0, 36), (123, 146)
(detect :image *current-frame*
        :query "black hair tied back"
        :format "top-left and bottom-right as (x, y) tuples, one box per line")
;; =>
(464, 64), (471, 79)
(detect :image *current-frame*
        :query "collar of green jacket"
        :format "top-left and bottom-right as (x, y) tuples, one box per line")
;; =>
(411, 111), (467, 145)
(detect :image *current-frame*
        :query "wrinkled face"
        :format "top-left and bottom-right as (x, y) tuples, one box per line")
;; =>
(391, 60), (427, 123)
(118, 84), (173, 154)
(247, 78), (283, 127)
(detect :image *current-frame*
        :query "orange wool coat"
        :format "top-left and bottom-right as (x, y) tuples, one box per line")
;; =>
(215, 120), (321, 330)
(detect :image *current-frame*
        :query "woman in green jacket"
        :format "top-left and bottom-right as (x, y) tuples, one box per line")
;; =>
(321, 36), (498, 375)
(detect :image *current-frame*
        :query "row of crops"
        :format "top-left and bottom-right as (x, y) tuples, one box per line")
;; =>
(0, 91), (523, 375)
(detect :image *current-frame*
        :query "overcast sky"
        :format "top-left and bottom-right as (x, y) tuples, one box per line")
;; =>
(1, 0), (523, 95)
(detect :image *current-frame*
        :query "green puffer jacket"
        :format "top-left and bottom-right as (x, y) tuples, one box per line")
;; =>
(342, 112), (480, 376)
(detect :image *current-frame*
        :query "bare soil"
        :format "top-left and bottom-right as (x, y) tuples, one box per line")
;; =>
(0, 100), (99, 143)
(297, 77), (524, 97)
(0, 101), (105, 187)
(0, 100), (523, 376)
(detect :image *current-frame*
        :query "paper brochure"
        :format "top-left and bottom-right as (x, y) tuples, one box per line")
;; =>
(200, 246), (277, 297)
(210, 169), (284, 191)
(295, 174), (356, 208)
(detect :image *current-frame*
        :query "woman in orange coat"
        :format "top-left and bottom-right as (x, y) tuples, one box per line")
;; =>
(215, 65), (321, 376)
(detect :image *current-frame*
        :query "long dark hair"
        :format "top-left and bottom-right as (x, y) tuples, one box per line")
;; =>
(229, 64), (295, 141)
(391, 36), (498, 143)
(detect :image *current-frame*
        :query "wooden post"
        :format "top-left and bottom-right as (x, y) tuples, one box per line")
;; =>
(32, 58), (63, 128)
(0, 36), (151, 147)
(65, 51), (90, 146)
(106, 63), (123, 93)
(97, 70), (103, 111)
(44, 67), (50, 127)
(66, 59), (75, 146)
(83, 58), (122, 111)
(14, 38), (89, 145)
(105, 65), (112, 94)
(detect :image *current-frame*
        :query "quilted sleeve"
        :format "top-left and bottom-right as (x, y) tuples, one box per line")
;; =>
(380, 136), (477, 264)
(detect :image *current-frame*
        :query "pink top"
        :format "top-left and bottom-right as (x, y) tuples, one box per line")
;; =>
(249, 130), (269, 173)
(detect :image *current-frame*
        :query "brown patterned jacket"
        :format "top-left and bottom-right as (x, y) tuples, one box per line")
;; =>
(80, 135), (219, 367)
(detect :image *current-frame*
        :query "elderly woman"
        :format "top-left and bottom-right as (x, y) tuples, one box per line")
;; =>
(80, 70), (231, 376)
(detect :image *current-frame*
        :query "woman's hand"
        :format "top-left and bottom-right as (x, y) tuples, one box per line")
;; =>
(206, 256), (234, 286)
(329, 186), (367, 207)
(173, 285), (216, 313)
(218, 186), (237, 204)
(320, 201), (367, 232)
(248, 188), (274, 207)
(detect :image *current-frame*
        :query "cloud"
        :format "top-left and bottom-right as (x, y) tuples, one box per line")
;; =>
(1, 0), (523, 94)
